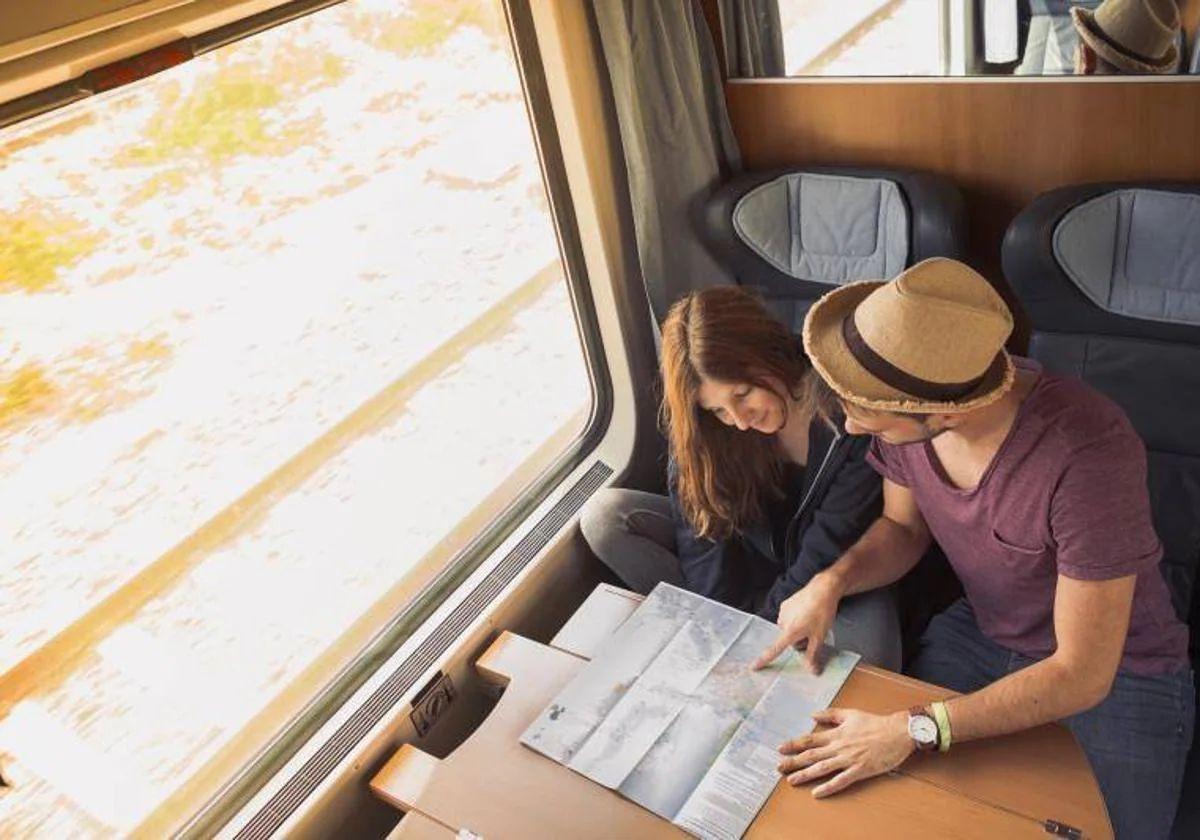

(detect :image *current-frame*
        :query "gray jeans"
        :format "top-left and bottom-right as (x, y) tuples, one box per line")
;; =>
(580, 488), (902, 671)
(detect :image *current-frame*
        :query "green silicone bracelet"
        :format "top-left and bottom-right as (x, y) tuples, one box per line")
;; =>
(931, 701), (953, 752)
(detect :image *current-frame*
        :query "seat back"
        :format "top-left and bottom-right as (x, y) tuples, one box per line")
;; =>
(699, 166), (966, 330)
(1004, 182), (1200, 623)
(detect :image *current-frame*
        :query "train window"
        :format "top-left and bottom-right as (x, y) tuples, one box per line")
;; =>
(0, 0), (594, 833)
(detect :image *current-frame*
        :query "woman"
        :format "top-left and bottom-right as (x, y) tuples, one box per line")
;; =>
(580, 286), (900, 669)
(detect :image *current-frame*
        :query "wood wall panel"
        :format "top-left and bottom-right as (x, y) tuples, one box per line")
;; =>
(725, 80), (1200, 336)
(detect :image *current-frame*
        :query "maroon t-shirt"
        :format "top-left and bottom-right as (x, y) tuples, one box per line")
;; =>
(867, 358), (1189, 675)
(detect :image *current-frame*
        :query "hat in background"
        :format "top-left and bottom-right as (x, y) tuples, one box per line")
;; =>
(1071, 0), (1181, 75)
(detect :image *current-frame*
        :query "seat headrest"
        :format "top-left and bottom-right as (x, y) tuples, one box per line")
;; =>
(732, 172), (909, 286)
(1003, 182), (1200, 345)
(1054, 189), (1200, 326)
(700, 166), (967, 307)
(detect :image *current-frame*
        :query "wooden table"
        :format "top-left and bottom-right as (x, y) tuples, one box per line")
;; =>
(374, 585), (1112, 839)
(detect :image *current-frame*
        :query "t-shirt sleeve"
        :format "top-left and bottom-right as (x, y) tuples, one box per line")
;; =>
(865, 436), (911, 487)
(1051, 425), (1162, 581)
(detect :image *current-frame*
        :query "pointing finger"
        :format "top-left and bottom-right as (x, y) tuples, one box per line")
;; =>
(752, 632), (795, 671)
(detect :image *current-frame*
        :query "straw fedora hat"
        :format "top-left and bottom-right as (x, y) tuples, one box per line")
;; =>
(802, 258), (1015, 414)
(1071, 0), (1180, 75)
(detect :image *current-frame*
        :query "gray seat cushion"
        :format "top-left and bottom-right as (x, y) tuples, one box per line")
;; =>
(1054, 189), (1200, 327)
(732, 173), (909, 286)
(700, 166), (966, 318)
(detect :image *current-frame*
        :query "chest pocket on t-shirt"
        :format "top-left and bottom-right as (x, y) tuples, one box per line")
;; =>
(991, 530), (1047, 555)
(990, 530), (1055, 576)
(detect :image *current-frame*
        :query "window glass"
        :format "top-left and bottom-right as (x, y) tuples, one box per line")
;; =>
(0, 0), (592, 833)
(780, 0), (943, 76)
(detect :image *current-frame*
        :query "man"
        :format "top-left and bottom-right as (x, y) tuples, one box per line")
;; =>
(1072, 0), (1181, 75)
(753, 258), (1194, 839)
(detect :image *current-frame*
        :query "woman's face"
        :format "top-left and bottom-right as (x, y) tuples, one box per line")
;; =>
(696, 377), (788, 435)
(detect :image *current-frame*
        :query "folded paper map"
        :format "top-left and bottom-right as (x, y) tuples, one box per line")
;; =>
(520, 583), (859, 840)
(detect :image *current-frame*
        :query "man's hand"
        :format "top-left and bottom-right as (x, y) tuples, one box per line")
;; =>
(752, 572), (842, 673)
(777, 709), (914, 797)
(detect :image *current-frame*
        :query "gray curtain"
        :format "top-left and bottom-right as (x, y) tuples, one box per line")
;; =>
(718, 0), (784, 78)
(592, 0), (742, 322)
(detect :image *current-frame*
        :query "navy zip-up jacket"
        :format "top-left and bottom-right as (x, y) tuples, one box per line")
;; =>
(668, 421), (882, 622)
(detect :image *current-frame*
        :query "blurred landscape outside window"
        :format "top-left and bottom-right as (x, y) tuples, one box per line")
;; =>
(780, 0), (943, 75)
(0, 0), (591, 834)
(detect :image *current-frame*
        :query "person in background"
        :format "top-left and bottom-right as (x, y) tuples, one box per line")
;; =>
(580, 286), (901, 669)
(1072, 0), (1181, 74)
(760, 258), (1193, 840)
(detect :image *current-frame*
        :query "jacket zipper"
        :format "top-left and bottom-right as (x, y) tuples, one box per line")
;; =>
(782, 425), (844, 563)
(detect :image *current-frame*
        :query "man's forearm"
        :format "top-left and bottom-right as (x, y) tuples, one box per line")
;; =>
(945, 656), (1108, 743)
(821, 516), (927, 598)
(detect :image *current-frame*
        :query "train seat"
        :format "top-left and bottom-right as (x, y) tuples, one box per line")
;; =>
(1003, 183), (1200, 838)
(699, 166), (967, 330)
(699, 165), (969, 653)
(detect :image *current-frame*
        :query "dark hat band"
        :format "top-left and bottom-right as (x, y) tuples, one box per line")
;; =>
(841, 312), (991, 402)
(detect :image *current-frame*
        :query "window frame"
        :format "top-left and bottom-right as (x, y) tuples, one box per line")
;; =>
(0, 0), (613, 834)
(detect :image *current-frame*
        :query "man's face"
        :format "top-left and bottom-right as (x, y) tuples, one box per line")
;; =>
(841, 401), (952, 444)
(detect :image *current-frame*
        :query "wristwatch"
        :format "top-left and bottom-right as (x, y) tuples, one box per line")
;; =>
(907, 706), (939, 752)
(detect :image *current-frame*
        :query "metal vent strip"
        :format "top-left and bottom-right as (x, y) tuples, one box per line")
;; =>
(233, 459), (613, 840)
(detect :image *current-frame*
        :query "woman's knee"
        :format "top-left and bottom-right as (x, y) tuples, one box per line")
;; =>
(831, 588), (902, 672)
(578, 489), (683, 594)
(579, 488), (630, 555)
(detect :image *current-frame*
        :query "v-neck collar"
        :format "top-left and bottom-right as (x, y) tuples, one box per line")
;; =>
(922, 360), (1045, 497)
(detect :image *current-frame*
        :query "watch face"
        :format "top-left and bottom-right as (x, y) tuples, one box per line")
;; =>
(909, 715), (938, 745)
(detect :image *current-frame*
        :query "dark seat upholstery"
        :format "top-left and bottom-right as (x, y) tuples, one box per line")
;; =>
(699, 166), (967, 330)
(1003, 182), (1200, 839)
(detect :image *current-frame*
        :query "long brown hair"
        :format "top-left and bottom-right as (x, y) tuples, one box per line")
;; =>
(660, 286), (813, 541)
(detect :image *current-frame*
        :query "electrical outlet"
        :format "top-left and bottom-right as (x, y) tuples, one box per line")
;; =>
(410, 672), (456, 738)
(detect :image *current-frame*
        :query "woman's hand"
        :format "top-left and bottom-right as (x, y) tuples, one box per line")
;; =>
(778, 709), (914, 797)
(752, 571), (843, 673)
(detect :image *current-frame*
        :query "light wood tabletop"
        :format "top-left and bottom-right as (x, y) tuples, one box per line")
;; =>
(374, 585), (1113, 839)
